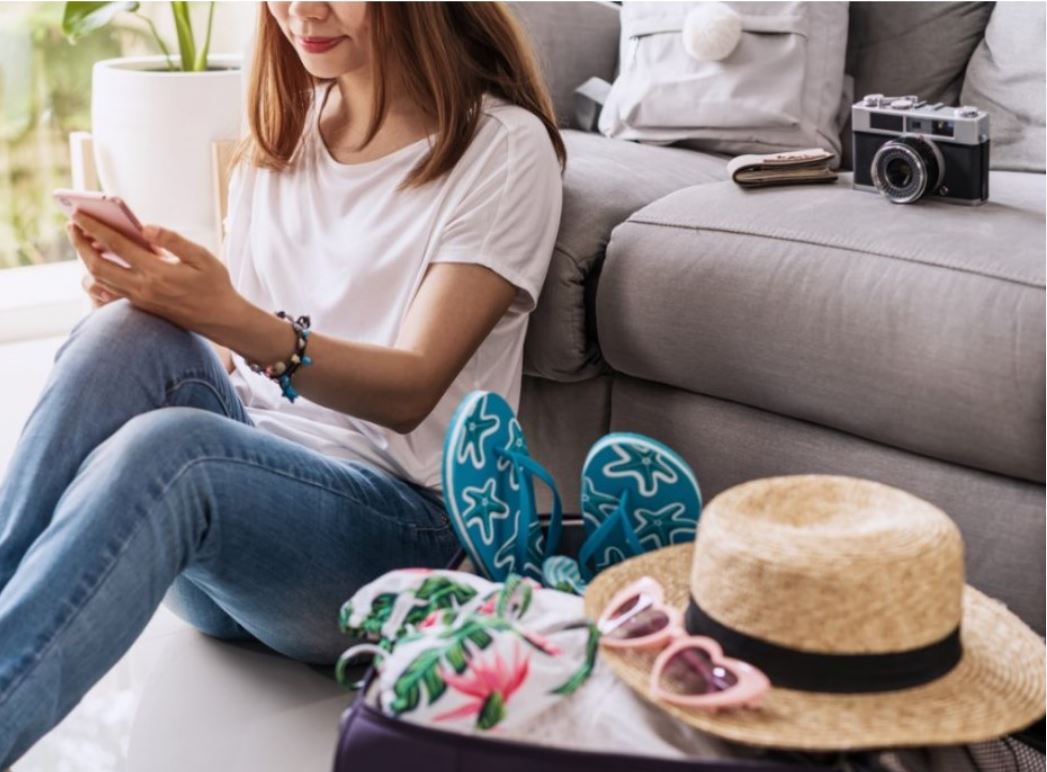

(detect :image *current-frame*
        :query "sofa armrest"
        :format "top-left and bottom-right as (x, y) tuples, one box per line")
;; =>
(524, 131), (730, 382)
(509, 1), (620, 129)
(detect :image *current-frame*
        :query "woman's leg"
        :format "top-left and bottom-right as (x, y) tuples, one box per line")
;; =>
(0, 299), (253, 592)
(0, 406), (457, 767)
(0, 299), (257, 639)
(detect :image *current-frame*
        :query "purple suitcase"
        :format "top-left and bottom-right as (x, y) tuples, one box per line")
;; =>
(332, 544), (829, 771)
(331, 671), (828, 772)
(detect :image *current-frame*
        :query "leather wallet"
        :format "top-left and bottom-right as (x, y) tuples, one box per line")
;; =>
(726, 148), (838, 188)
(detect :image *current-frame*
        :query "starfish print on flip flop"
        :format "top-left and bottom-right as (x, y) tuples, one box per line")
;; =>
(633, 502), (693, 550)
(599, 545), (627, 569)
(580, 477), (621, 530)
(494, 418), (527, 492)
(455, 397), (501, 469)
(492, 511), (542, 578)
(666, 502), (699, 543)
(461, 478), (511, 546)
(602, 444), (679, 498)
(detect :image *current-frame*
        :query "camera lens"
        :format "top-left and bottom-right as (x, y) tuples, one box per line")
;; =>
(871, 136), (944, 204)
(885, 158), (914, 189)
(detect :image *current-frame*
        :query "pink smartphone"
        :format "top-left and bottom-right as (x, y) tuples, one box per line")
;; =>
(53, 188), (155, 268)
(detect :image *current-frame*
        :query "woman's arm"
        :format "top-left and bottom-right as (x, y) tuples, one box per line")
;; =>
(206, 262), (517, 434)
(67, 211), (516, 433)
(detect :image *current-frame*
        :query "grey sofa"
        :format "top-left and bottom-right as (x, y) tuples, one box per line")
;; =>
(510, 2), (1047, 635)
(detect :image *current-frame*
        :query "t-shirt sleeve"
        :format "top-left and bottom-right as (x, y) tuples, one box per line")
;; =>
(429, 111), (563, 313)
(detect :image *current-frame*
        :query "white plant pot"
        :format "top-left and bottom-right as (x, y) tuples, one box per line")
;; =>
(91, 54), (242, 255)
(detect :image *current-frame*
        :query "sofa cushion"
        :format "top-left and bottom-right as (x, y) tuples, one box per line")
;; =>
(509, 1), (621, 129)
(960, 2), (1047, 173)
(845, 2), (994, 106)
(597, 172), (1046, 482)
(609, 376), (1045, 635)
(840, 2), (995, 170)
(524, 129), (728, 381)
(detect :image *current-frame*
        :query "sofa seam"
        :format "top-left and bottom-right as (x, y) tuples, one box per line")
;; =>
(610, 372), (1045, 487)
(624, 218), (1046, 289)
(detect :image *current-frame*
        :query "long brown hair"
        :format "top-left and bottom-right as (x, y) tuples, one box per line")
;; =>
(235, 2), (567, 189)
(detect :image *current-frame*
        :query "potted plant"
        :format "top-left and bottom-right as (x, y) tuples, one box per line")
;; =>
(63, 1), (243, 253)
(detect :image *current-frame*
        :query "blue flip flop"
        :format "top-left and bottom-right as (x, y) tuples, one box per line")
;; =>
(578, 432), (702, 580)
(442, 391), (562, 582)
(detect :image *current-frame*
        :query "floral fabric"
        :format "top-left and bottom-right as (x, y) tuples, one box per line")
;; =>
(339, 569), (598, 733)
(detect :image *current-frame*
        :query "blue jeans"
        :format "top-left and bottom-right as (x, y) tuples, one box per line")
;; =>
(0, 300), (459, 767)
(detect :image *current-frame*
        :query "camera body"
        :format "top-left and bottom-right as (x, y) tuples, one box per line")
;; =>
(852, 95), (990, 205)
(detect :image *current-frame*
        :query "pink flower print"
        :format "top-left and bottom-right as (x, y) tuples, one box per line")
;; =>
(419, 611), (442, 630)
(434, 645), (530, 729)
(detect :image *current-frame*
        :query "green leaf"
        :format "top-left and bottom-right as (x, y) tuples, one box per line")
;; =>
(61, 2), (139, 43)
(193, 1), (215, 71)
(440, 618), (500, 651)
(170, 1), (196, 71)
(496, 575), (533, 619)
(476, 691), (506, 730)
(355, 593), (397, 637)
(403, 605), (433, 628)
(463, 621), (497, 648)
(389, 648), (445, 715)
(550, 623), (600, 696)
(415, 576), (479, 607)
(422, 666), (446, 706)
(443, 641), (469, 674)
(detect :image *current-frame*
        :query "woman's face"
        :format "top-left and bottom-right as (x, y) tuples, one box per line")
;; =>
(266, 2), (371, 79)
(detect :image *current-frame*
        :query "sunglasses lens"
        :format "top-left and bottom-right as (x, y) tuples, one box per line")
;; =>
(604, 607), (671, 640)
(659, 646), (739, 696)
(607, 592), (642, 620)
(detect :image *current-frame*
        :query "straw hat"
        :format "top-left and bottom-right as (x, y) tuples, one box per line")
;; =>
(583, 475), (1046, 751)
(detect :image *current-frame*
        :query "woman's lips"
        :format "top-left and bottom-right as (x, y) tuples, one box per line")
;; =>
(298, 35), (344, 54)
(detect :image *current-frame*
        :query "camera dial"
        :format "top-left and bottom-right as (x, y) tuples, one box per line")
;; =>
(870, 135), (945, 204)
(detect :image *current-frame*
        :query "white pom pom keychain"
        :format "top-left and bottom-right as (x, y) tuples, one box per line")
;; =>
(682, 2), (744, 62)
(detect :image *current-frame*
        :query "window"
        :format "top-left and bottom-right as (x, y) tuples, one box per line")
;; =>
(0, 2), (251, 341)
(0, 3), (153, 271)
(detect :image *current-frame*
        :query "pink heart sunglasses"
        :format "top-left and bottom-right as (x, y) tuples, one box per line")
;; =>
(597, 576), (770, 711)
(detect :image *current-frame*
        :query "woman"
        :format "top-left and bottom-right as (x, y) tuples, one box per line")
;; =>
(0, 2), (565, 764)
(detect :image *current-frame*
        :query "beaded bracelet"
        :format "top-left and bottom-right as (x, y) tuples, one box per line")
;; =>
(247, 311), (313, 403)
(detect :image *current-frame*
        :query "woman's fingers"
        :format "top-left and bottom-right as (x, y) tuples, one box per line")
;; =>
(80, 271), (121, 308)
(68, 222), (128, 303)
(80, 272), (104, 308)
(72, 211), (152, 270)
(67, 221), (98, 263)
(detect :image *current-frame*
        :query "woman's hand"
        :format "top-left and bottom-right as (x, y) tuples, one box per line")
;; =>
(67, 211), (242, 335)
(68, 226), (124, 309)
(80, 271), (122, 310)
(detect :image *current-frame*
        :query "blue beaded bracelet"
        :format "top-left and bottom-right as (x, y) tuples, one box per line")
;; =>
(247, 311), (313, 403)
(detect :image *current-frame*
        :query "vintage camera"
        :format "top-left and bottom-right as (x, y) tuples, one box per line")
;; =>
(852, 94), (990, 205)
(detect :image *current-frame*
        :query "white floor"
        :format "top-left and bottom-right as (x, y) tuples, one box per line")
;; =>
(2, 335), (351, 772)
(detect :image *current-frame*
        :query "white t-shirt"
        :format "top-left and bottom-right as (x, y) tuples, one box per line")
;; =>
(223, 84), (563, 491)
